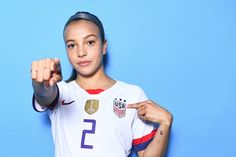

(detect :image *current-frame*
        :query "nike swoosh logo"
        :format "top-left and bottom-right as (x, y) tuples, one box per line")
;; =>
(61, 100), (75, 105)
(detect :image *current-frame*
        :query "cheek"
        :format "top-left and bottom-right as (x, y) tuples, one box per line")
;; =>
(87, 47), (101, 58)
(93, 51), (103, 62)
(66, 51), (76, 62)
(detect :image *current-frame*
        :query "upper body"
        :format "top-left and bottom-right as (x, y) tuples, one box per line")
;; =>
(31, 11), (173, 157)
(34, 80), (158, 157)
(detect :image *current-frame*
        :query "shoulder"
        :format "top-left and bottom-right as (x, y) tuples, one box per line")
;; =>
(116, 80), (145, 94)
(56, 80), (78, 94)
(57, 80), (76, 88)
(117, 80), (142, 89)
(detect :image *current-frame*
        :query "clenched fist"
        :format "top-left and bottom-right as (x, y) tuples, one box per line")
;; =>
(31, 58), (62, 87)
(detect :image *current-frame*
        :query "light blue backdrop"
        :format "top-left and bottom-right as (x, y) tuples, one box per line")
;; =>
(0, 0), (235, 157)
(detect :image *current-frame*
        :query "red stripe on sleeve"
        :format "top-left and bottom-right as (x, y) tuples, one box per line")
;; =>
(133, 129), (157, 145)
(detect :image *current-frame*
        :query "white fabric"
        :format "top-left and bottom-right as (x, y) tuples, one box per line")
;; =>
(34, 80), (154, 157)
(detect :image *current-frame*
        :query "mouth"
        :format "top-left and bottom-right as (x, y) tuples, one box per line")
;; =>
(77, 60), (92, 67)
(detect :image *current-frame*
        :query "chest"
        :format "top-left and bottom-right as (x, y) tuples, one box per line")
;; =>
(58, 93), (135, 130)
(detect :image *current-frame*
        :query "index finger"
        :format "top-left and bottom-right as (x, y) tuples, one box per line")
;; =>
(50, 58), (61, 73)
(126, 101), (145, 109)
(53, 58), (61, 73)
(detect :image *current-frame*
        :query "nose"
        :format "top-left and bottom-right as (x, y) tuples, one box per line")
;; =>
(77, 46), (87, 57)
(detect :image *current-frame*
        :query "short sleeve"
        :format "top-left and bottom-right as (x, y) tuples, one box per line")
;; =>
(131, 87), (157, 152)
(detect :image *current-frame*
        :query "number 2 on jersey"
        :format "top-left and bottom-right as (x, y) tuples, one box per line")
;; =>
(81, 119), (96, 149)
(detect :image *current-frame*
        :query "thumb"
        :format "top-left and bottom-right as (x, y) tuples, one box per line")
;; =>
(49, 74), (62, 86)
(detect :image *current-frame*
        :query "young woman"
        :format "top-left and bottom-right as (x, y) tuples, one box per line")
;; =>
(31, 11), (173, 157)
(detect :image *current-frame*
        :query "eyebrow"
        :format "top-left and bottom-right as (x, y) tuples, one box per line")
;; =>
(84, 34), (98, 39)
(65, 34), (98, 44)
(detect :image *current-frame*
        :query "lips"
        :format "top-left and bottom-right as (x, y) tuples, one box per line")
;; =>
(77, 60), (91, 67)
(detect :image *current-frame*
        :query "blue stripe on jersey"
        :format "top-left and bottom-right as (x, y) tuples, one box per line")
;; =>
(133, 137), (153, 152)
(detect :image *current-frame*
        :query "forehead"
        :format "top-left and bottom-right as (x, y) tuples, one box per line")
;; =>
(64, 20), (100, 38)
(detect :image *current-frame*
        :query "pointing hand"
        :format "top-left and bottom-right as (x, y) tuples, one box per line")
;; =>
(31, 58), (62, 87)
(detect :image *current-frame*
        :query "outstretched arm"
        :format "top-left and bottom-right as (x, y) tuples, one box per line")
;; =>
(31, 58), (62, 106)
(127, 100), (173, 157)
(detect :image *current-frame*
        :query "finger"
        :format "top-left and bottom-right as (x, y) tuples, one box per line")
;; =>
(45, 58), (52, 70)
(42, 59), (52, 81)
(126, 102), (144, 109)
(49, 58), (55, 71)
(36, 70), (43, 82)
(31, 61), (38, 80)
(38, 59), (46, 69)
(138, 115), (148, 121)
(126, 104), (139, 109)
(137, 109), (146, 117)
(43, 67), (51, 81)
(37, 60), (45, 82)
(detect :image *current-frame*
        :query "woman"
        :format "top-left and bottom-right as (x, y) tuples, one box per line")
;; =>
(31, 11), (173, 157)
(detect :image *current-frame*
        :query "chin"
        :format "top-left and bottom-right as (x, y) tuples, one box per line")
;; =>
(78, 70), (97, 78)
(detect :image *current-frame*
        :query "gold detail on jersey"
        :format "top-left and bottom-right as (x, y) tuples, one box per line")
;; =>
(84, 99), (99, 115)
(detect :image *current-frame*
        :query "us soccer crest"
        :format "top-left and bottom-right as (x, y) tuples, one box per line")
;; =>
(84, 99), (99, 115)
(113, 98), (126, 118)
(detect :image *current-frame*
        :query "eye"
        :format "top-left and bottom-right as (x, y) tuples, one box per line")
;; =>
(87, 40), (95, 47)
(67, 43), (75, 48)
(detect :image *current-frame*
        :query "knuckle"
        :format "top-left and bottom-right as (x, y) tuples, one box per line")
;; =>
(38, 60), (43, 65)
(146, 100), (153, 104)
(31, 61), (38, 67)
(46, 58), (51, 61)
(31, 61), (35, 66)
(143, 107), (148, 112)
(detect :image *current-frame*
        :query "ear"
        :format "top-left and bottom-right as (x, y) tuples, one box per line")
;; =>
(102, 40), (107, 55)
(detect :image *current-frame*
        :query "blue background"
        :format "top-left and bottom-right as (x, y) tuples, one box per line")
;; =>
(0, 0), (235, 157)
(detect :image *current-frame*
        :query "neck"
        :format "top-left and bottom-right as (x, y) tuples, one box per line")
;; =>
(75, 69), (115, 90)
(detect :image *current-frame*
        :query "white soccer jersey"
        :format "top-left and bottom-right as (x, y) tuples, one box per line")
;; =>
(33, 80), (157, 157)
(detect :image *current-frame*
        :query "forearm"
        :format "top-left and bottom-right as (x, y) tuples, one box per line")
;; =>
(142, 124), (171, 157)
(32, 81), (58, 107)
(128, 100), (173, 157)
